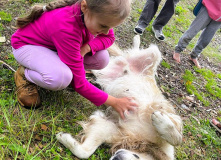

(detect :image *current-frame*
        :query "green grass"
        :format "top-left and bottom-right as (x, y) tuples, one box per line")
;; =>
(0, 0), (221, 159)
(176, 117), (221, 159)
(0, 11), (12, 22)
(161, 60), (171, 69)
(182, 68), (221, 106)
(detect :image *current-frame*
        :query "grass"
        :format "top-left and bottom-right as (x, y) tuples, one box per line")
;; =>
(182, 68), (221, 106)
(161, 60), (171, 69)
(0, 0), (221, 159)
(176, 118), (221, 159)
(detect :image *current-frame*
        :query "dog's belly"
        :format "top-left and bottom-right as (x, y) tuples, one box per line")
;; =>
(100, 74), (162, 106)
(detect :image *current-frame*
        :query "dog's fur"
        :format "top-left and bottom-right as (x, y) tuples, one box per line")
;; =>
(56, 35), (183, 160)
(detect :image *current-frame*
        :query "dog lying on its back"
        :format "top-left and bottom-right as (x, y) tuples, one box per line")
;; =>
(57, 35), (183, 160)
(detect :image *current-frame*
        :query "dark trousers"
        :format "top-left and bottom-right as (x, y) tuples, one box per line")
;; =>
(137, 0), (179, 30)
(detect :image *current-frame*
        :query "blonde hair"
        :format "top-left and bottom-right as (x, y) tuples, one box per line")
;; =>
(16, 0), (131, 28)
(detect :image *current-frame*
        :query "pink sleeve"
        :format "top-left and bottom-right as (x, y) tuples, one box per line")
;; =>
(88, 29), (115, 55)
(51, 29), (108, 106)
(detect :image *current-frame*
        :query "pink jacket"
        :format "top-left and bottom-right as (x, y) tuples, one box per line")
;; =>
(11, 4), (115, 106)
(203, 0), (221, 21)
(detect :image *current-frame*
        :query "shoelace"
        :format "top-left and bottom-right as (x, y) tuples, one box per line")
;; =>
(15, 82), (38, 95)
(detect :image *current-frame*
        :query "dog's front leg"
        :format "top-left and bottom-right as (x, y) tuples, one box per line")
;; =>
(57, 111), (118, 159)
(56, 132), (90, 158)
(56, 131), (104, 159)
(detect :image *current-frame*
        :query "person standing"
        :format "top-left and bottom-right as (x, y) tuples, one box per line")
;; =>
(173, 0), (221, 68)
(134, 0), (179, 41)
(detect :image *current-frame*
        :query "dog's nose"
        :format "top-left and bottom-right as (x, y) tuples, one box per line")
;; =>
(112, 157), (120, 160)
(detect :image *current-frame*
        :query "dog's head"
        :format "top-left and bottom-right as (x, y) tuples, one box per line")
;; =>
(110, 149), (153, 160)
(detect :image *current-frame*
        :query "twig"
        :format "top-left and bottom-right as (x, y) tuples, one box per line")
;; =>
(0, 60), (16, 72)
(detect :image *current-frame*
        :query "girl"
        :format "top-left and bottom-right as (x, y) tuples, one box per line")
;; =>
(173, 0), (221, 68)
(12, 0), (137, 119)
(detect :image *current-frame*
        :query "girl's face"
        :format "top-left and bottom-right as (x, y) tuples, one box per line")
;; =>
(81, 1), (123, 36)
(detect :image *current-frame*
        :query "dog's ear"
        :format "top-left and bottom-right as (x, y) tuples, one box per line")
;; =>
(127, 44), (161, 75)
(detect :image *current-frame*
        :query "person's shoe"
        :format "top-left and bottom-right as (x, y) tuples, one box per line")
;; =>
(152, 26), (165, 41)
(14, 66), (41, 108)
(134, 26), (145, 35)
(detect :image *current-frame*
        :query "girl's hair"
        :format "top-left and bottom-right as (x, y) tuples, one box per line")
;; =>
(16, 0), (131, 28)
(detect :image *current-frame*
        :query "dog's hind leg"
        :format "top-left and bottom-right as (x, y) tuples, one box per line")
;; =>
(57, 110), (118, 159)
(151, 111), (183, 146)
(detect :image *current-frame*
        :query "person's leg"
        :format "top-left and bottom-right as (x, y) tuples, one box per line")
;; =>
(152, 0), (179, 30)
(83, 50), (109, 70)
(13, 45), (73, 91)
(173, 6), (211, 63)
(152, 0), (179, 40)
(190, 20), (221, 68)
(134, 0), (161, 34)
(191, 21), (221, 59)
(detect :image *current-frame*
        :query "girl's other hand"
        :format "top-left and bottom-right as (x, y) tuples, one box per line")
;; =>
(80, 44), (91, 57)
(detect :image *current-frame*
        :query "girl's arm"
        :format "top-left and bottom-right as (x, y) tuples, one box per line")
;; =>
(88, 29), (115, 55)
(80, 29), (115, 57)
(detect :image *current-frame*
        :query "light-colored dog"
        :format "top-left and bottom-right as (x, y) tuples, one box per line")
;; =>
(56, 35), (183, 160)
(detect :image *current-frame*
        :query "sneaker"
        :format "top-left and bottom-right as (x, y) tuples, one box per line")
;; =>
(14, 66), (41, 108)
(152, 26), (165, 41)
(134, 26), (145, 35)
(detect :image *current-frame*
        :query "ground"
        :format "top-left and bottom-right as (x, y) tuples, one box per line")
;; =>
(0, 0), (221, 159)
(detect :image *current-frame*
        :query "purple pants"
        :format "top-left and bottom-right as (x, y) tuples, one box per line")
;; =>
(13, 45), (109, 90)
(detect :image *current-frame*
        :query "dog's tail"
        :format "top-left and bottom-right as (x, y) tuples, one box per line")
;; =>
(107, 43), (123, 56)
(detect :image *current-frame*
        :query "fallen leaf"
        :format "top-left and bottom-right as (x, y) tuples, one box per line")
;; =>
(29, 147), (34, 153)
(34, 135), (42, 141)
(38, 143), (43, 149)
(41, 124), (48, 131)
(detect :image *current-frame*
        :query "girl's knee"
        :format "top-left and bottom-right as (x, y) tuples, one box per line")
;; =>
(45, 67), (73, 90)
(98, 53), (109, 69)
(84, 50), (110, 70)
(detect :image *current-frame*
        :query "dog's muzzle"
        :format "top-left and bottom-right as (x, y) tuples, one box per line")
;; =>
(110, 149), (140, 160)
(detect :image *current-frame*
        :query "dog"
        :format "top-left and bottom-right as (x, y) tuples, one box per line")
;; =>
(56, 35), (183, 160)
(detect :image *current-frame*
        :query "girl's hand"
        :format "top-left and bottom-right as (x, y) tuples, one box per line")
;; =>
(80, 44), (91, 57)
(104, 95), (138, 119)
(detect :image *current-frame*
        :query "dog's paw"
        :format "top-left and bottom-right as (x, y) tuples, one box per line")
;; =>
(56, 132), (92, 159)
(151, 111), (182, 146)
(56, 132), (77, 149)
(151, 111), (174, 130)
